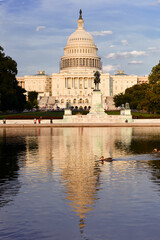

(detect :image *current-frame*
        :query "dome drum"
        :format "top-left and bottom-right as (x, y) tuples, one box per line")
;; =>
(60, 57), (102, 70)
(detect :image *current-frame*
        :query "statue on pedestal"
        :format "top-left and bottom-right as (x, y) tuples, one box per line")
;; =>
(94, 71), (101, 91)
(66, 102), (71, 109)
(79, 9), (82, 19)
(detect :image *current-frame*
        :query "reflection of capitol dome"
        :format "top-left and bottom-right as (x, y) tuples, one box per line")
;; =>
(60, 10), (101, 72)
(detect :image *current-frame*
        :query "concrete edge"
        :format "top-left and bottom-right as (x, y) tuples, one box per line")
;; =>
(1, 123), (160, 128)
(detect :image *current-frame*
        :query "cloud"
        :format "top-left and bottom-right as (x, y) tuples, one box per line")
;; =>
(148, 47), (157, 50)
(36, 26), (46, 32)
(147, 47), (160, 53)
(128, 61), (143, 65)
(121, 40), (128, 46)
(110, 45), (116, 48)
(103, 64), (120, 72)
(106, 50), (147, 59)
(152, 0), (160, 5)
(90, 30), (112, 36)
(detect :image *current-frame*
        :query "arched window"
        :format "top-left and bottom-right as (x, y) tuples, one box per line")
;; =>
(67, 99), (71, 103)
(78, 98), (83, 103)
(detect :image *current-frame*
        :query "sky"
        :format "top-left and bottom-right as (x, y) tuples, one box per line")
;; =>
(1, 0), (160, 77)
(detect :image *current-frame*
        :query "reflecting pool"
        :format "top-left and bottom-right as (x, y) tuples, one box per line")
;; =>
(1, 127), (160, 240)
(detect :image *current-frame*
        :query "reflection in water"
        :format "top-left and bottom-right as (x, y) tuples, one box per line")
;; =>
(61, 149), (101, 231)
(0, 129), (26, 207)
(45, 127), (133, 234)
(115, 127), (160, 155)
(147, 160), (160, 187)
(1, 127), (160, 239)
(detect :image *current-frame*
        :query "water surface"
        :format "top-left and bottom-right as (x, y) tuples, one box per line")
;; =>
(0, 127), (160, 240)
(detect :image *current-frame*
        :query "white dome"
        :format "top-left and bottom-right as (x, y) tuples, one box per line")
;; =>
(67, 18), (94, 46)
(67, 29), (94, 46)
(60, 12), (102, 72)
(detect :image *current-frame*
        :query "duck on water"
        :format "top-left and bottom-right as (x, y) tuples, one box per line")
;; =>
(100, 156), (113, 162)
(153, 148), (160, 154)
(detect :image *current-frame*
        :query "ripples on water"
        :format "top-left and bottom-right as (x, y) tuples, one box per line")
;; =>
(1, 127), (160, 240)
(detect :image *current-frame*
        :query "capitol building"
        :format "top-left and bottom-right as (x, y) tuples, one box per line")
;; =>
(17, 11), (148, 110)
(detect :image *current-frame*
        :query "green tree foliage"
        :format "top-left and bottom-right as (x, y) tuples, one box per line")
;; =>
(113, 83), (150, 109)
(148, 61), (160, 84)
(28, 91), (38, 103)
(114, 61), (160, 113)
(141, 83), (160, 113)
(113, 93), (130, 108)
(27, 91), (38, 109)
(0, 46), (26, 111)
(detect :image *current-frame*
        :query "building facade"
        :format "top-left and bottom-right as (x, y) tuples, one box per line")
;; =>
(17, 11), (148, 110)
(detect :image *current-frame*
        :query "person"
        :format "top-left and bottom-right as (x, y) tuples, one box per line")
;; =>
(38, 118), (41, 124)
(34, 118), (37, 124)
(3, 119), (6, 124)
(50, 119), (53, 124)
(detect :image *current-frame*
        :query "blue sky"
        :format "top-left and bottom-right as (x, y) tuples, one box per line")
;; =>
(1, 0), (160, 76)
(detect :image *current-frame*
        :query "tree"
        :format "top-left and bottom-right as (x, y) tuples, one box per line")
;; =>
(113, 83), (151, 109)
(0, 46), (26, 111)
(113, 93), (128, 108)
(142, 83), (160, 113)
(27, 91), (38, 109)
(148, 61), (160, 84)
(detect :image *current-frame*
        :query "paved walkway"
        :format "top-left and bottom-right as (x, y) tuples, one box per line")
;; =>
(0, 119), (160, 127)
(1, 122), (160, 128)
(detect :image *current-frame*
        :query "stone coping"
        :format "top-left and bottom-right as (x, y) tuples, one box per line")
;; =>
(0, 119), (160, 128)
(1, 123), (160, 128)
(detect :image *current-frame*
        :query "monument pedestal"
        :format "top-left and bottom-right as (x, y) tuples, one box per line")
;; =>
(89, 90), (106, 115)
(64, 108), (72, 116)
(54, 90), (133, 123)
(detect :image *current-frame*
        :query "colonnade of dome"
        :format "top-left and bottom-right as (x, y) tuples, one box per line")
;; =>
(60, 57), (101, 69)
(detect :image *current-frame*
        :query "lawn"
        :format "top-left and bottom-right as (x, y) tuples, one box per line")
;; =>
(0, 110), (160, 119)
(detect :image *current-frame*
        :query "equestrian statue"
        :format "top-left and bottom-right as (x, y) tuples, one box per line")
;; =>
(94, 71), (101, 91)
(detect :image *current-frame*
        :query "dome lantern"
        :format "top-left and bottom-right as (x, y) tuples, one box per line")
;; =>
(78, 9), (84, 30)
